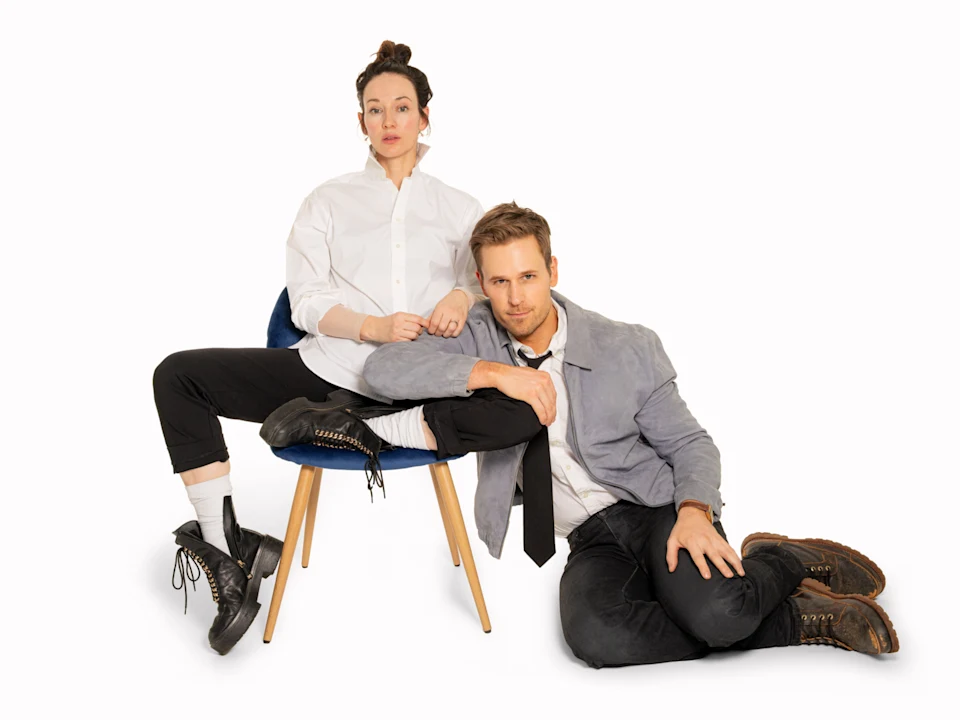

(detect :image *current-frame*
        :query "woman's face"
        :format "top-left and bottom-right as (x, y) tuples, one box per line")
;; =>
(359, 72), (429, 160)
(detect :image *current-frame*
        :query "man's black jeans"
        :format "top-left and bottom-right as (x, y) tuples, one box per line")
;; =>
(560, 500), (806, 667)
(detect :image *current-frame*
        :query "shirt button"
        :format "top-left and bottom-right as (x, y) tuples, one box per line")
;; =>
(579, 490), (590, 499)
(565, 465), (571, 471)
(396, 243), (401, 248)
(396, 279), (401, 284)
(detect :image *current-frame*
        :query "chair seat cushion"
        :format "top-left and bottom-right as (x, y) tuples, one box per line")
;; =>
(272, 444), (464, 470)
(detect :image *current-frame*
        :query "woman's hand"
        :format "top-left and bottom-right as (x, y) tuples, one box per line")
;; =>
(666, 507), (745, 580)
(427, 289), (470, 338)
(360, 312), (429, 343)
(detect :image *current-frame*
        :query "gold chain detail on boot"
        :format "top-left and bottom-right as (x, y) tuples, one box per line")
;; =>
(313, 428), (372, 456)
(184, 547), (220, 604)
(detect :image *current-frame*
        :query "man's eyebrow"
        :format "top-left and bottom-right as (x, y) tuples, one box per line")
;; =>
(486, 270), (539, 281)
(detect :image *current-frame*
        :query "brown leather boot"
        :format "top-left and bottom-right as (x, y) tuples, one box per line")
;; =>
(741, 532), (886, 598)
(792, 579), (899, 654)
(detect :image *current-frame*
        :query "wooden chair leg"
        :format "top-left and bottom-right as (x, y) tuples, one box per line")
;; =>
(263, 464), (316, 643)
(432, 462), (492, 633)
(301, 468), (324, 568)
(429, 464), (460, 567)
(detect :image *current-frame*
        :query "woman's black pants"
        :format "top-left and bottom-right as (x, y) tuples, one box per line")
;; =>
(152, 348), (541, 474)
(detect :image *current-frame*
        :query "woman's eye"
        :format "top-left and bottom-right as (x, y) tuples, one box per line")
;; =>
(369, 108), (381, 114)
(398, 106), (409, 112)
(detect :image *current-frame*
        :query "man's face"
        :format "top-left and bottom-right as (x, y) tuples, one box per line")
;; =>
(477, 236), (558, 339)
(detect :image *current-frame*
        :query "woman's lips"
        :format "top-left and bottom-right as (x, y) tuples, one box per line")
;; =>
(382, 136), (400, 144)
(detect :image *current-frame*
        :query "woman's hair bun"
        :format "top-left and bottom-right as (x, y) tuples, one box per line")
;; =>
(375, 40), (412, 65)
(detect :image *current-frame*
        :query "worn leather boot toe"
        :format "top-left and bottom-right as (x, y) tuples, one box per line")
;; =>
(793, 578), (898, 654)
(742, 532), (886, 598)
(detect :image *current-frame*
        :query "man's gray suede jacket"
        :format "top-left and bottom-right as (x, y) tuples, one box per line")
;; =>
(362, 291), (722, 559)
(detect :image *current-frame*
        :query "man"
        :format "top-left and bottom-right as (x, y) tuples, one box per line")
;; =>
(262, 202), (898, 666)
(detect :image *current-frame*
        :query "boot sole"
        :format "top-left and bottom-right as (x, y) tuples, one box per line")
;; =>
(260, 395), (356, 447)
(800, 578), (899, 654)
(209, 534), (283, 656)
(741, 532), (886, 598)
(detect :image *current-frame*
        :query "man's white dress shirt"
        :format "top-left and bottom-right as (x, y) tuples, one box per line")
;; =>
(287, 144), (484, 402)
(510, 301), (620, 537)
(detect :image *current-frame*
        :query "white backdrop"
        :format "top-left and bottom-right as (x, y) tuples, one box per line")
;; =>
(2, 1), (957, 716)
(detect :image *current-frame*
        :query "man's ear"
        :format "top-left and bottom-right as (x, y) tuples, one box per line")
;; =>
(549, 256), (559, 288)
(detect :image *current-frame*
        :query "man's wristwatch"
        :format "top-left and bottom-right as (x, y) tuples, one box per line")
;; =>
(678, 500), (713, 523)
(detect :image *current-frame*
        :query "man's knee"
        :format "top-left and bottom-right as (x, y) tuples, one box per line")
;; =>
(678, 581), (762, 648)
(560, 577), (650, 668)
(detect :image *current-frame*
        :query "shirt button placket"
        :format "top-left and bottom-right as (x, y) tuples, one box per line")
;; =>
(392, 189), (408, 312)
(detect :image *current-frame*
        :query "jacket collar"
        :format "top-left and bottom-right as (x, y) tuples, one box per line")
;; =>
(495, 290), (593, 370)
(364, 142), (430, 178)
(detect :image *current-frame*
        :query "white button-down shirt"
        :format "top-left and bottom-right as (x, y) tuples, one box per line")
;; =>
(287, 144), (484, 402)
(510, 301), (620, 537)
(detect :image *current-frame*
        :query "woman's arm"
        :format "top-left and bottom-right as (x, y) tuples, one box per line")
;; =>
(286, 192), (361, 338)
(452, 199), (486, 306)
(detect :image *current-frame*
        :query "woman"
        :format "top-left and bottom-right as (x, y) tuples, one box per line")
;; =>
(154, 40), (485, 655)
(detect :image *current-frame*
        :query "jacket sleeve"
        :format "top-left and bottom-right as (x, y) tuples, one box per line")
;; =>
(363, 316), (485, 401)
(634, 331), (723, 519)
(286, 191), (347, 336)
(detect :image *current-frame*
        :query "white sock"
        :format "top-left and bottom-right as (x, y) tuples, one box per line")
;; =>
(185, 474), (232, 556)
(362, 407), (430, 450)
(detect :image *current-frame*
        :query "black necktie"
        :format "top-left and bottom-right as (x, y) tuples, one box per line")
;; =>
(518, 349), (555, 567)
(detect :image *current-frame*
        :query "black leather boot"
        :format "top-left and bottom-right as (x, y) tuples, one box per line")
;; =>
(259, 390), (400, 447)
(261, 394), (393, 502)
(171, 512), (282, 655)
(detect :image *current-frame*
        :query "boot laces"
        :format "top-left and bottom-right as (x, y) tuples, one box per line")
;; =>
(313, 428), (387, 502)
(800, 610), (837, 646)
(807, 563), (835, 587)
(172, 546), (220, 613)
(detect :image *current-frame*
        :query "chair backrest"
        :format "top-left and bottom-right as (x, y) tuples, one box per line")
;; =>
(267, 289), (307, 349)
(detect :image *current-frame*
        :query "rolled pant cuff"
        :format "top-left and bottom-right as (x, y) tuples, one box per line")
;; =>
(422, 402), (464, 460)
(171, 445), (230, 474)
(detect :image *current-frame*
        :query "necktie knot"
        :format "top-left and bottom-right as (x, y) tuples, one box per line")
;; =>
(519, 349), (552, 370)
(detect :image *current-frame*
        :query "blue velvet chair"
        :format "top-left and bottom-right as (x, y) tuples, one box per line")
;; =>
(262, 289), (491, 642)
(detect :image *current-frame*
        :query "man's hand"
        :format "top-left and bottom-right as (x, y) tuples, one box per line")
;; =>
(426, 289), (470, 338)
(360, 312), (429, 343)
(469, 361), (557, 426)
(666, 507), (745, 580)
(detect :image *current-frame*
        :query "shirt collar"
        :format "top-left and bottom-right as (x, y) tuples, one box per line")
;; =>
(364, 142), (430, 178)
(509, 299), (568, 362)
(496, 291), (593, 369)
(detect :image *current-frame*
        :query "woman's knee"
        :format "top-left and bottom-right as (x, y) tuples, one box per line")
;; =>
(153, 349), (204, 396)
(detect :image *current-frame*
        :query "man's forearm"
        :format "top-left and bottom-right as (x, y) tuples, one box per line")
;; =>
(363, 338), (481, 400)
(466, 360), (505, 392)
